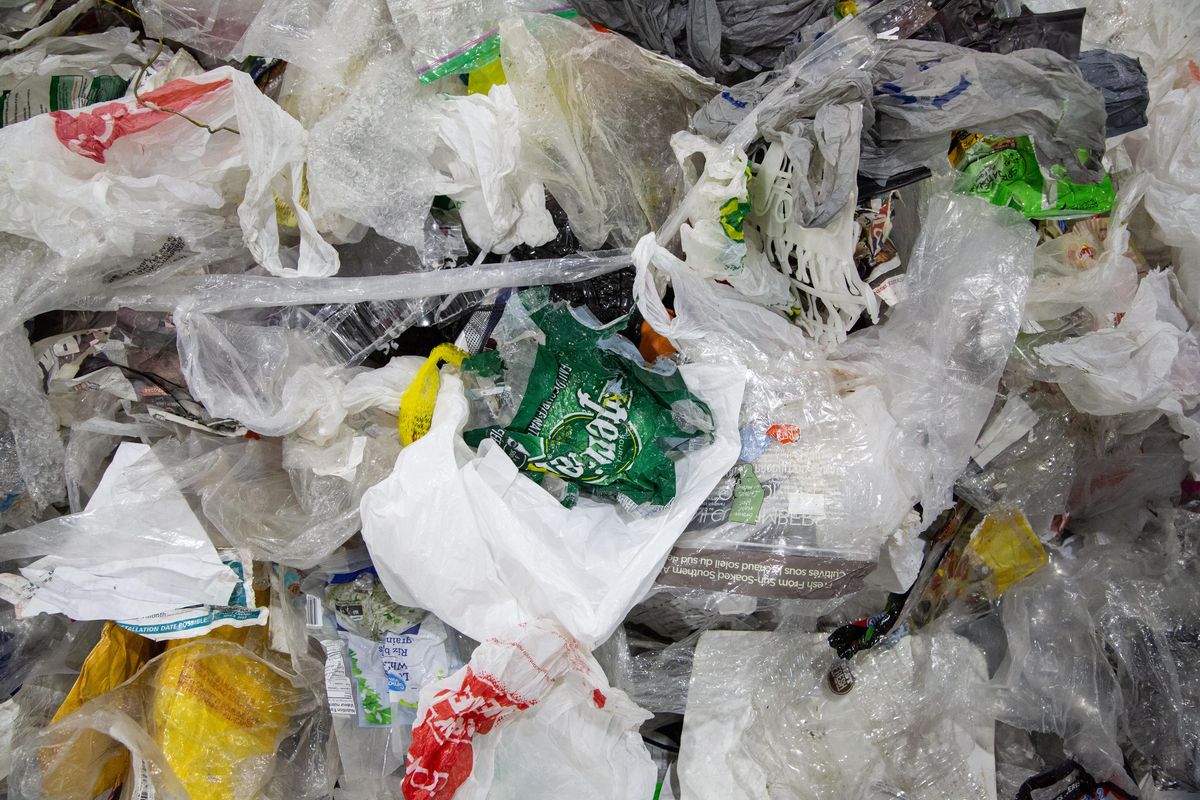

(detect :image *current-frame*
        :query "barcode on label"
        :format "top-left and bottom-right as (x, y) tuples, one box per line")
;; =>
(305, 594), (322, 628)
(130, 756), (156, 800)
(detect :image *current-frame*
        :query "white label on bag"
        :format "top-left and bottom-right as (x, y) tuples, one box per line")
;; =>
(321, 640), (357, 716)
(787, 491), (826, 518)
(305, 594), (323, 629)
(129, 755), (156, 800)
(873, 275), (908, 306)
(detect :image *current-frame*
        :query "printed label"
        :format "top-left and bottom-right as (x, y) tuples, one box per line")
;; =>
(658, 547), (874, 599)
(305, 594), (323, 628)
(321, 640), (357, 717)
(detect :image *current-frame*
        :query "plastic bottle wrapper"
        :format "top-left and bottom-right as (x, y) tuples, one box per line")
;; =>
(462, 290), (712, 507)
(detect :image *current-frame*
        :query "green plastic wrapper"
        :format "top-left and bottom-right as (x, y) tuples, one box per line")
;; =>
(950, 133), (1114, 220)
(462, 290), (712, 507)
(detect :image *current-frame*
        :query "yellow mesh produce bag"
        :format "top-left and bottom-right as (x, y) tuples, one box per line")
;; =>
(398, 343), (467, 446)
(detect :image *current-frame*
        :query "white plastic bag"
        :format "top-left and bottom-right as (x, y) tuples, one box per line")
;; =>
(1037, 270), (1200, 417)
(429, 85), (556, 254)
(359, 364), (744, 647)
(0, 67), (337, 278)
(0, 442), (239, 620)
(403, 621), (656, 800)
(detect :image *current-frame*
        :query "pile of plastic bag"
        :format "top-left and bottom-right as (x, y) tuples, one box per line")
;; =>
(0, 0), (1198, 797)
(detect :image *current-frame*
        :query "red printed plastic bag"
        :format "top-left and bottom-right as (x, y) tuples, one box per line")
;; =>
(403, 621), (655, 800)
(0, 66), (337, 278)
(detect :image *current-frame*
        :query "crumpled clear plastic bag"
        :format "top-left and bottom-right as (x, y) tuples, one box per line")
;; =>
(987, 564), (1132, 791)
(385, 0), (554, 82)
(429, 85), (557, 254)
(234, 0), (387, 75)
(500, 12), (718, 249)
(167, 250), (632, 438)
(192, 434), (399, 569)
(307, 50), (440, 250)
(569, 0), (831, 82)
(133, 0), (263, 61)
(635, 191), (1035, 576)
(678, 627), (996, 799)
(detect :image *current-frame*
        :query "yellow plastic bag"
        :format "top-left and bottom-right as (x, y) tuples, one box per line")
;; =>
(968, 509), (1048, 595)
(41, 623), (158, 799)
(23, 631), (313, 800)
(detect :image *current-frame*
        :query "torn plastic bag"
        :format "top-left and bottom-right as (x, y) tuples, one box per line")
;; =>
(1025, 206), (1139, 323)
(1078, 49), (1149, 136)
(1125, 79), (1200, 320)
(988, 564), (1132, 792)
(432, 85), (556, 251)
(429, 85), (557, 254)
(678, 628), (996, 799)
(0, 442), (240, 621)
(132, 0), (263, 61)
(234, 0), (389, 78)
(569, 0), (831, 82)
(860, 40), (1108, 186)
(358, 356), (744, 647)
(656, 0), (941, 249)
(11, 634), (332, 800)
(402, 621), (655, 800)
(500, 12), (718, 249)
(0, 28), (160, 127)
(0, 67), (337, 278)
(1036, 270), (1200, 417)
(307, 50), (440, 251)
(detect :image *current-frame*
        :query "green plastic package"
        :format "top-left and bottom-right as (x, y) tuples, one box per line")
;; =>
(462, 290), (712, 507)
(950, 133), (1114, 220)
